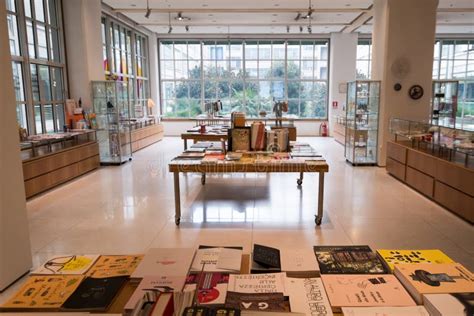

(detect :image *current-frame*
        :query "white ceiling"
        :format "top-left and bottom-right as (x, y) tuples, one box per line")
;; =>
(102, 0), (474, 35)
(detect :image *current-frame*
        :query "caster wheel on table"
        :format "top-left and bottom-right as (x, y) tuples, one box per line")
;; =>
(297, 179), (302, 186)
(201, 176), (206, 185)
(315, 217), (322, 225)
(175, 218), (181, 225)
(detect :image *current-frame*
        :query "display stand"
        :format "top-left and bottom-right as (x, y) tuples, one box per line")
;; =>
(431, 80), (459, 128)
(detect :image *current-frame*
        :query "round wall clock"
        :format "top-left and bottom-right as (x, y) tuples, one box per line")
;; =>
(408, 85), (424, 100)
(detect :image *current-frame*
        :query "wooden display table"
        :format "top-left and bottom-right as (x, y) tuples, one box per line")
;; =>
(169, 156), (329, 226)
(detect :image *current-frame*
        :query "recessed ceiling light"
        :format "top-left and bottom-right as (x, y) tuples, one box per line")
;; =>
(130, 4), (136, 7)
(274, 4), (280, 7)
(212, 20), (216, 22)
(337, 13), (341, 16)
(345, 4), (351, 6)
(202, 4), (208, 7)
(273, 14), (278, 16)
(272, 20), (276, 22)
(208, 14), (213, 16)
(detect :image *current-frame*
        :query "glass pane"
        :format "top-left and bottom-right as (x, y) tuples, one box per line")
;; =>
(44, 104), (54, 133)
(46, 0), (57, 26)
(16, 104), (28, 129)
(288, 99), (299, 115)
(441, 41), (455, 59)
(301, 60), (314, 79)
(301, 42), (313, 59)
(162, 82), (175, 99)
(357, 43), (370, 60)
(299, 81), (313, 99)
(287, 41), (300, 59)
(259, 42), (271, 59)
(217, 81), (230, 98)
(315, 42), (328, 60)
(287, 80), (300, 99)
(26, 20), (36, 58)
(175, 81), (189, 99)
(161, 60), (174, 79)
(6, 0), (15, 11)
(259, 60), (271, 78)
(245, 60), (258, 78)
(55, 104), (65, 130)
(34, 0), (45, 22)
(11, 62), (25, 102)
(203, 41), (215, 59)
(452, 60), (466, 78)
(188, 60), (201, 79)
(38, 65), (52, 101)
(160, 42), (173, 59)
(49, 28), (60, 61)
(245, 41), (258, 59)
(271, 81), (285, 99)
(356, 61), (370, 79)
(30, 64), (40, 101)
(287, 60), (300, 80)
(51, 67), (63, 100)
(24, 0), (32, 17)
(433, 41), (440, 59)
(7, 14), (20, 56)
(315, 61), (328, 79)
(37, 24), (48, 59)
(188, 42), (201, 60)
(175, 59), (188, 79)
(230, 42), (243, 59)
(454, 41), (468, 60)
(204, 81), (217, 99)
(189, 81), (201, 99)
(272, 42), (285, 59)
(34, 105), (43, 134)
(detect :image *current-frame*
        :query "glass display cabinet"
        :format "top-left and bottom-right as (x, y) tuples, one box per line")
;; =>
(345, 80), (381, 165)
(431, 80), (459, 128)
(92, 81), (132, 164)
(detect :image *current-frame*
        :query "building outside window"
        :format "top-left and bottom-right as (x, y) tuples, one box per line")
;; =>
(159, 39), (329, 119)
(7, 0), (67, 135)
(101, 16), (150, 118)
(433, 39), (474, 130)
(356, 39), (372, 79)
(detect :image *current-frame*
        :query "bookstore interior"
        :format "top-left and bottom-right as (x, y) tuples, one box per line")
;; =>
(1, 0), (474, 315)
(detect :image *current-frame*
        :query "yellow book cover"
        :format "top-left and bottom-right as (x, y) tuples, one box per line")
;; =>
(32, 254), (99, 275)
(86, 255), (144, 278)
(1, 275), (83, 309)
(377, 249), (454, 271)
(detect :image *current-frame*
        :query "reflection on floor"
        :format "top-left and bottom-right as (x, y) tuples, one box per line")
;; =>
(1, 136), (473, 300)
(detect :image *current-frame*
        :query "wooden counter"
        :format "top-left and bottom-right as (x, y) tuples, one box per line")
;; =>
(131, 123), (164, 152)
(386, 141), (474, 223)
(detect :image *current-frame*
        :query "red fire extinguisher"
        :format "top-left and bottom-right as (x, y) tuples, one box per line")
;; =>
(320, 122), (328, 137)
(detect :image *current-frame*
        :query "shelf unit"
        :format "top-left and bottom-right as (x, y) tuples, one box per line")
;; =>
(431, 80), (459, 128)
(92, 81), (133, 164)
(345, 80), (381, 165)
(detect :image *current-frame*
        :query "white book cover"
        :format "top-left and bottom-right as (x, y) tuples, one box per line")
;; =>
(423, 293), (474, 316)
(280, 248), (320, 275)
(131, 248), (195, 279)
(190, 247), (242, 272)
(342, 306), (429, 316)
(228, 273), (287, 295)
(32, 254), (99, 275)
(286, 277), (333, 316)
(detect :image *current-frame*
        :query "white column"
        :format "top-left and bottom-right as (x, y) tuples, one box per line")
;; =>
(148, 34), (160, 116)
(0, 1), (32, 291)
(62, 0), (104, 109)
(372, 0), (438, 166)
(328, 33), (358, 136)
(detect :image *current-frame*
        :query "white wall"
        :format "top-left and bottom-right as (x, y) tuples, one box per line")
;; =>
(0, 0), (32, 290)
(328, 33), (358, 135)
(63, 0), (104, 109)
(372, 0), (438, 166)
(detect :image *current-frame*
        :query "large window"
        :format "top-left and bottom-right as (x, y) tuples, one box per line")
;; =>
(356, 39), (372, 79)
(159, 40), (329, 119)
(101, 16), (150, 118)
(7, 0), (66, 134)
(433, 39), (474, 129)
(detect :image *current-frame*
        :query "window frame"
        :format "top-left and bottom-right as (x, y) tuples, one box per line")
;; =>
(356, 38), (372, 80)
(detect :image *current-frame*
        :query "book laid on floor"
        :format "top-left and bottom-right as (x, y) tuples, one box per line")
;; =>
(86, 255), (143, 278)
(423, 292), (474, 316)
(321, 274), (416, 313)
(341, 306), (430, 316)
(314, 245), (389, 274)
(376, 249), (454, 271)
(228, 273), (287, 295)
(0, 275), (84, 311)
(394, 263), (474, 304)
(285, 277), (333, 316)
(61, 276), (128, 311)
(225, 292), (290, 312)
(31, 254), (99, 275)
(190, 246), (243, 273)
(182, 272), (230, 305)
(123, 275), (186, 315)
(131, 248), (195, 280)
(251, 245), (320, 277)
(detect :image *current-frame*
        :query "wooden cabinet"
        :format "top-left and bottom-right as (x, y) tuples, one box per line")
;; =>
(386, 141), (473, 223)
(131, 124), (164, 152)
(23, 142), (99, 199)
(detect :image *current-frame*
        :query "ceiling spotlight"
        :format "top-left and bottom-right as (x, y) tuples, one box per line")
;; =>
(299, 26), (303, 33)
(286, 25), (290, 33)
(145, 0), (151, 18)
(175, 12), (191, 21)
(168, 26), (173, 34)
(308, 25), (312, 34)
(185, 25), (189, 32)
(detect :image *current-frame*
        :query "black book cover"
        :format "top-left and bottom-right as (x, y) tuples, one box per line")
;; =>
(61, 276), (128, 311)
(313, 245), (388, 274)
(253, 244), (281, 269)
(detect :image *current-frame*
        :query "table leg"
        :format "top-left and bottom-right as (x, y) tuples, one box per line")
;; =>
(201, 173), (206, 185)
(184, 139), (188, 150)
(174, 172), (181, 225)
(297, 172), (303, 186)
(316, 172), (325, 226)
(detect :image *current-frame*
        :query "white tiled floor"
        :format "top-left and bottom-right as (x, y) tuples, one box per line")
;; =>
(1, 136), (473, 300)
